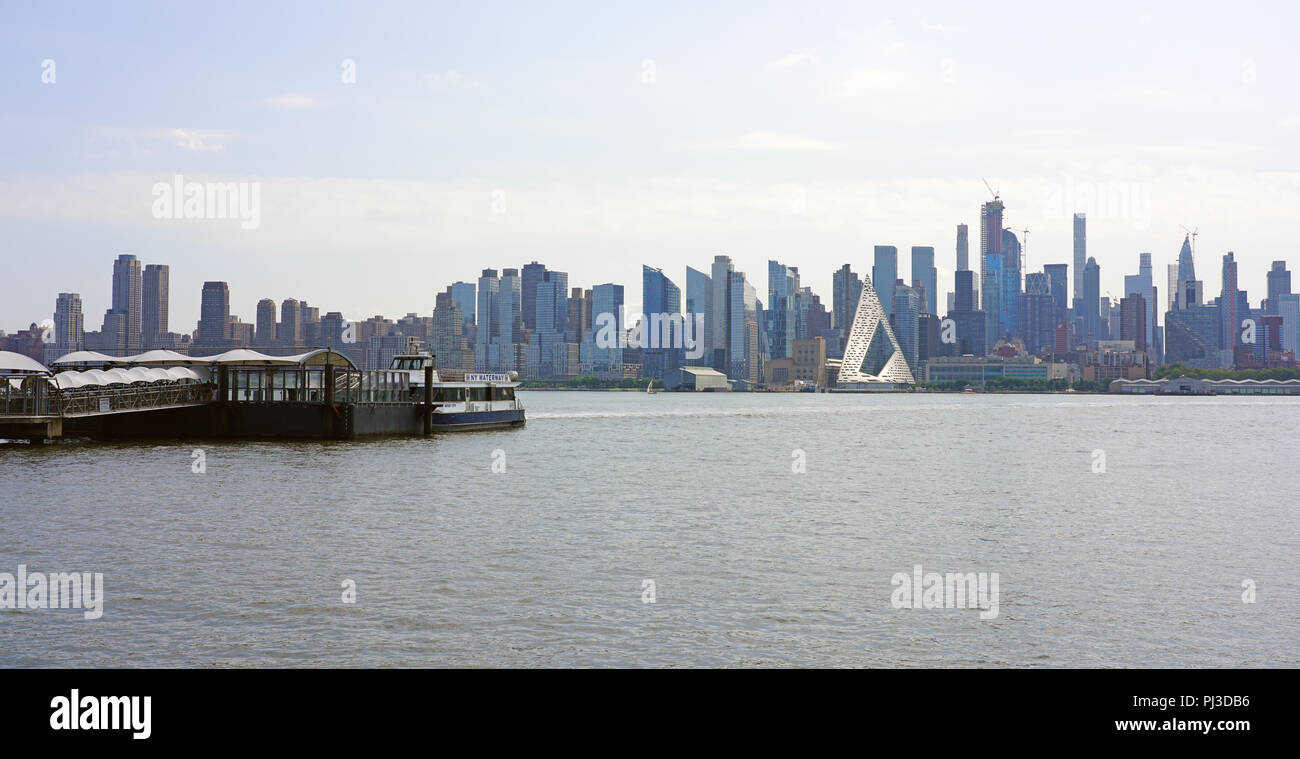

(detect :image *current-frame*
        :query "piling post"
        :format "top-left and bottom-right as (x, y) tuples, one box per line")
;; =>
(423, 361), (433, 435)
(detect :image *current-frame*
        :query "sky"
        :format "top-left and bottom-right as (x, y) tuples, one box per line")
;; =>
(3, 0), (1299, 333)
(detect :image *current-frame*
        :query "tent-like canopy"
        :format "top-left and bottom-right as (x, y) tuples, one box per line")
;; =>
(50, 347), (356, 369)
(47, 366), (209, 390)
(47, 350), (116, 367)
(0, 350), (50, 374)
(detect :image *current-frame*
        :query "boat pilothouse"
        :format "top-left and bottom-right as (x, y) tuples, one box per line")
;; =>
(388, 353), (526, 431)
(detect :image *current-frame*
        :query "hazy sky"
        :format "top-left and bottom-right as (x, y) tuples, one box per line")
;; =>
(3, 1), (1299, 332)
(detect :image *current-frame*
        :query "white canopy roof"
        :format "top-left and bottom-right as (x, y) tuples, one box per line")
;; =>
(48, 366), (208, 390)
(51, 347), (354, 369)
(0, 350), (50, 374)
(121, 349), (194, 365)
(48, 350), (116, 366)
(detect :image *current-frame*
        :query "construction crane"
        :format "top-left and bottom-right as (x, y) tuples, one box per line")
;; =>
(1180, 224), (1198, 258)
(1021, 227), (1029, 273)
(982, 178), (1000, 201)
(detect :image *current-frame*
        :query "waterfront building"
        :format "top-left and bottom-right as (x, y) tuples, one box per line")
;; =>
(254, 298), (277, 346)
(837, 273), (914, 386)
(924, 355), (1066, 384)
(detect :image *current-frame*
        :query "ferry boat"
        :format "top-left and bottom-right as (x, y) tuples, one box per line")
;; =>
(389, 353), (526, 431)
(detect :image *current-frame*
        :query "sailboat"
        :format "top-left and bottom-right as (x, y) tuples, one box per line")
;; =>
(646, 379), (657, 394)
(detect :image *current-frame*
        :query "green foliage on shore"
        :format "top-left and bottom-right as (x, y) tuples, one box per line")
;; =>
(1153, 363), (1300, 381)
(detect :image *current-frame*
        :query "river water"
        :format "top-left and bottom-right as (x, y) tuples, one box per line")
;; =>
(2, 391), (1296, 667)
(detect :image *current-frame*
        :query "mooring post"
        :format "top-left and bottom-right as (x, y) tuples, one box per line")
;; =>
(423, 361), (433, 435)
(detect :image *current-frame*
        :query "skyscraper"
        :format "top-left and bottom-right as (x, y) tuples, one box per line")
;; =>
(1221, 252), (1239, 353)
(279, 298), (302, 348)
(1120, 294), (1148, 352)
(949, 269), (986, 357)
(566, 286), (588, 344)
(1083, 257), (1101, 345)
(710, 256), (733, 370)
(111, 254), (142, 353)
(533, 270), (569, 376)
(497, 268), (522, 370)
(911, 246), (937, 315)
(1072, 213), (1086, 306)
(1176, 234), (1196, 286)
(255, 298), (277, 345)
(52, 292), (85, 360)
(832, 264), (862, 358)
(1019, 273), (1055, 354)
(980, 200), (1005, 344)
(891, 282), (920, 369)
(521, 261), (547, 331)
(872, 246), (898, 318)
(767, 260), (798, 360)
(686, 266), (711, 360)
(1001, 229), (1021, 339)
(198, 282), (230, 348)
(450, 282), (476, 327)
(956, 224), (969, 272)
(583, 283), (625, 377)
(643, 265), (682, 379)
(1125, 252), (1156, 357)
(141, 263), (168, 348)
(433, 289), (471, 371)
(1266, 261), (1291, 314)
(1043, 263), (1069, 328)
(727, 270), (759, 383)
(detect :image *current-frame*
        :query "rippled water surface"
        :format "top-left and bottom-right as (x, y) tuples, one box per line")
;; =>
(2, 391), (1297, 667)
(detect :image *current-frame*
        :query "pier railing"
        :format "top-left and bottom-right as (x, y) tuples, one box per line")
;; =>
(58, 383), (212, 416)
(2, 375), (211, 418)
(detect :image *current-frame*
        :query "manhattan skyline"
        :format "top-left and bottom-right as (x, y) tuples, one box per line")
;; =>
(4, 1), (1300, 330)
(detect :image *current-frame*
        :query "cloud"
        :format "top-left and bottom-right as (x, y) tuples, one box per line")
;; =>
(767, 52), (817, 70)
(167, 128), (225, 152)
(685, 132), (842, 152)
(833, 67), (905, 97)
(261, 93), (324, 110)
